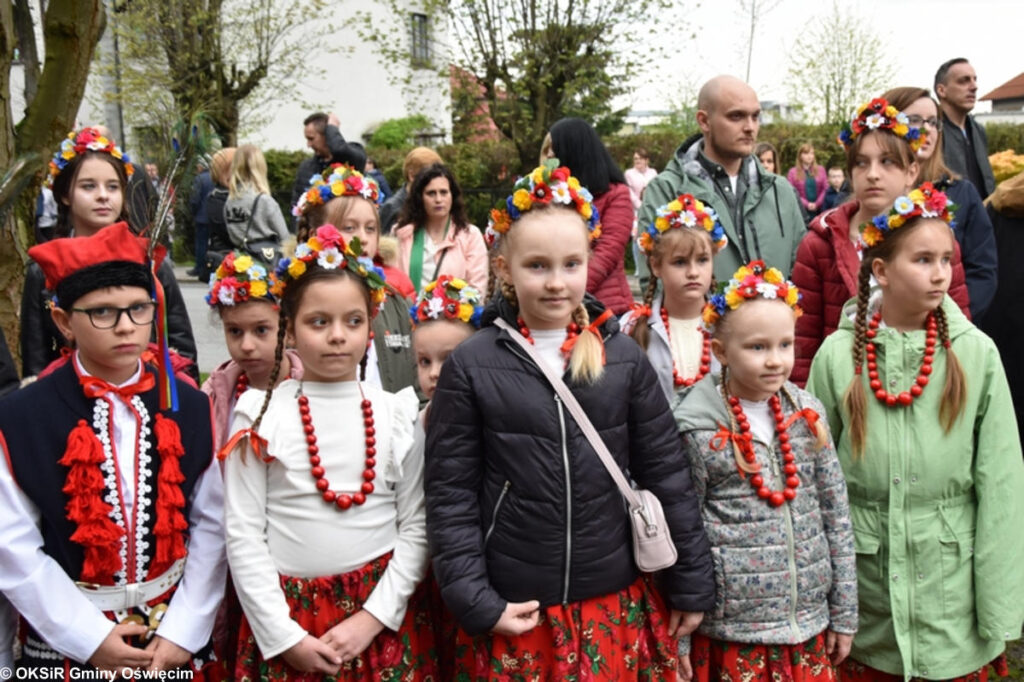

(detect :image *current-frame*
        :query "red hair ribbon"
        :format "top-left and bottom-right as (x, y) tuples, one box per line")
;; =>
(560, 309), (614, 362)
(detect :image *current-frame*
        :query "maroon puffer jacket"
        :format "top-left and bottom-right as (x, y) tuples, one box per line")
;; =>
(587, 182), (635, 315)
(791, 201), (971, 386)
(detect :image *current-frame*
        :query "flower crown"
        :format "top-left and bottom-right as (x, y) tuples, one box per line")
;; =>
(409, 275), (484, 328)
(206, 251), (280, 307)
(292, 164), (381, 217)
(639, 193), (727, 256)
(702, 260), (801, 331)
(272, 224), (388, 312)
(860, 182), (957, 249)
(487, 159), (601, 240)
(837, 98), (925, 153)
(48, 128), (135, 187)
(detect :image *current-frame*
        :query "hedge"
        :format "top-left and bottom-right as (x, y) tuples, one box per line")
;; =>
(252, 121), (1024, 230)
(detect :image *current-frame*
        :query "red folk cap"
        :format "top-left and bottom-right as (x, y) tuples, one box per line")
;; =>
(28, 222), (152, 291)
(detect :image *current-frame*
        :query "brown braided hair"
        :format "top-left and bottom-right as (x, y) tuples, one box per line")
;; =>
(843, 216), (965, 457)
(934, 304), (967, 430)
(841, 264), (872, 458)
(244, 304), (288, 463)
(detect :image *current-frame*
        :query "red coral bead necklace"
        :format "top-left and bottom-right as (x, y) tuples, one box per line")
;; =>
(517, 317), (580, 359)
(728, 394), (800, 507)
(864, 310), (937, 406)
(659, 306), (711, 388)
(234, 373), (249, 401)
(298, 385), (376, 511)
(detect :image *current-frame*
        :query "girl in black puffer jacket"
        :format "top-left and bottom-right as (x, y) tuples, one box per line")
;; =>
(425, 162), (715, 680)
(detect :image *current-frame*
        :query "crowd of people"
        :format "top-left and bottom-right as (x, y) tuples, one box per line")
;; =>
(0, 55), (1021, 682)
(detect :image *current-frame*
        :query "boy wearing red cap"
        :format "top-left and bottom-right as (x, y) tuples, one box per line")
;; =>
(0, 222), (224, 675)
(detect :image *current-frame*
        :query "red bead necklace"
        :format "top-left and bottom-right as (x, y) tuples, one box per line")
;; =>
(517, 317), (580, 358)
(864, 310), (937, 407)
(298, 389), (376, 511)
(234, 373), (249, 401)
(727, 394), (800, 507)
(659, 306), (711, 388)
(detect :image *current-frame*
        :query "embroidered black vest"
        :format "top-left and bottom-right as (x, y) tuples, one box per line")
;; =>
(0, 362), (213, 584)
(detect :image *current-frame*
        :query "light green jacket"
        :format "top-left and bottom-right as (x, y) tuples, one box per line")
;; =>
(806, 295), (1024, 679)
(639, 138), (806, 281)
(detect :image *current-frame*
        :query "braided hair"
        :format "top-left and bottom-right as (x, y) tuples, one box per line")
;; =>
(843, 216), (966, 457)
(499, 207), (605, 384)
(247, 267), (374, 451)
(629, 228), (715, 350)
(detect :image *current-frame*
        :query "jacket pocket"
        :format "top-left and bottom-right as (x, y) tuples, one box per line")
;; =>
(484, 481), (512, 548)
(938, 515), (976, 619)
(851, 506), (884, 584)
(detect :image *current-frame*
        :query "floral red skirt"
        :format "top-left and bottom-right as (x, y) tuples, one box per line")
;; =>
(453, 575), (678, 681)
(838, 654), (1008, 681)
(234, 553), (440, 681)
(689, 631), (836, 681)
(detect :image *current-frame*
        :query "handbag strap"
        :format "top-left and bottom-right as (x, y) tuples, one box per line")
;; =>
(493, 317), (642, 511)
(241, 194), (261, 245)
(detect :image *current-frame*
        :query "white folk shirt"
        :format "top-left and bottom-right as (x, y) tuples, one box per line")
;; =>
(224, 381), (424, 659)
(0, 354), (226, 664)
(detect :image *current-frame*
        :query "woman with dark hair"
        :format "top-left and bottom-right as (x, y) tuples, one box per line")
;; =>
(19, 128), (197, 381)
(546, 117), (634, 315)
(394, 163), (488, 293)
(754, 142), (779, 175)
(882, 86), (997, 319)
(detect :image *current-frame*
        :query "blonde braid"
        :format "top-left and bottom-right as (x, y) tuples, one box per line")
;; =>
(567, 303), (604, 384)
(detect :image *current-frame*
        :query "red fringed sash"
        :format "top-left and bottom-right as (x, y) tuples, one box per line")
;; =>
(59, 420), (126, 584)
(150, 414), (188, 577)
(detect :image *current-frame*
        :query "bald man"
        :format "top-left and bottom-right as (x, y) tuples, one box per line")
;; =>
(640, 75), (805, 280)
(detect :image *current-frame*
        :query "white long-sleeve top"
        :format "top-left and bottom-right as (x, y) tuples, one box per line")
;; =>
(0, 357), (226, 664)
(224, 380), (425, 659)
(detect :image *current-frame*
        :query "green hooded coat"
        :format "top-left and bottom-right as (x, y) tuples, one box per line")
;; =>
(639, 138), (806, 281)
(806, 295), (1024, 679)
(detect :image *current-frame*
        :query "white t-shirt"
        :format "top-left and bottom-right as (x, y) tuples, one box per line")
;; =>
(667, 316), (705, 379)
(530, 328), (567, 377)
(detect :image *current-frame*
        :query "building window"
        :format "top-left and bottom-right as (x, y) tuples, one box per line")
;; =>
(410, 13), (430, 67)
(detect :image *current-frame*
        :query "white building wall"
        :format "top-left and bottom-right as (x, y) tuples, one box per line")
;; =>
(14, 0), (451, 155)
(243, 0), (451, 150)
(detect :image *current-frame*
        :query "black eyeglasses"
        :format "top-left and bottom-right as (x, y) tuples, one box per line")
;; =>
(70, 301), (157, 329)
(906, 115), (941, 130)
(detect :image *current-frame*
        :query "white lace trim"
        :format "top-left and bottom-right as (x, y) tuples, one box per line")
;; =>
(92, 395), (155, 585)
(131, 394), (153, 581)
(94, 399), (127, 585)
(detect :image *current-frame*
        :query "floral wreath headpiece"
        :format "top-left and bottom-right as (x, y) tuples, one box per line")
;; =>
(292, 163), (381, 218)
(837, 98), (925, 153)
(409, 275), (484, 328)
(702, 260), (801, 332)
(48, 127), (135, 187)
(206, 250), (280, 307)
(487, 159), (601, 241)
(272, 224), (388, 313)
(639, 193), (727, 256)
(860, 182), (957, 249)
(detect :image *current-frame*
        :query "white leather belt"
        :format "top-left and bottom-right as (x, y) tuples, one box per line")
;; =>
(75, 558), (186, 611)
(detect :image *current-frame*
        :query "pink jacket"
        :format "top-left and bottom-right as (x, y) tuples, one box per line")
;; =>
(201, 350), (304, 451)
(786, 165), (828, 212)
(394, 222), (489, 293)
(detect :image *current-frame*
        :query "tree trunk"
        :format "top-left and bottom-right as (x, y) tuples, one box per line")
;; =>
(13, 0), (41, 106)
(0, 0), (107, 372)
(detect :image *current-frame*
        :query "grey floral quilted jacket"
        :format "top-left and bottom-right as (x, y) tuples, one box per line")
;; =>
(674, 375), (857, 646)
